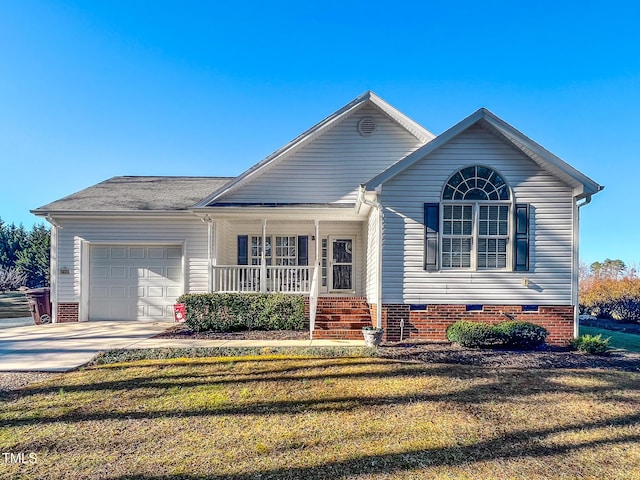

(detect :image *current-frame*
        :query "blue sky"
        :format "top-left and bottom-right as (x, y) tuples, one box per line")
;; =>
(1, 1), (639, 266)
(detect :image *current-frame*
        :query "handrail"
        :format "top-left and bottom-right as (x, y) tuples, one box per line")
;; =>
(308, 264), (319, 340)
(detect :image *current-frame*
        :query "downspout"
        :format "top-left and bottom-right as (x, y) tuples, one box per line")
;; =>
(358, 185), (383, 329)
(573, 193), (594, 337)
(45, 215), (61, 323)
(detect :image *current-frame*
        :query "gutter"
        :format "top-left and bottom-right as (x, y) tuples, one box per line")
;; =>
(357, 185), (383, 329)
(571, 186), (604, 336)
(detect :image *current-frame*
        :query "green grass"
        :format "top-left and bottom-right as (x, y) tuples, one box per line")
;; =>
(0, 291), (30, 319)
(2, 355), (639, 479)
(580, 325), (640, 353)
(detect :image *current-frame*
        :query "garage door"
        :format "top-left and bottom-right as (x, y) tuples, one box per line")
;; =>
(89, 245), (183, 321)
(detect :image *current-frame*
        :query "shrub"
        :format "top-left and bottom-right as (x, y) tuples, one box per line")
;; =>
(446, 321), (502, 348)
(447, 320), (549, 349)
(177, 293), (306, 332)
(580, 277), (640, 322)
(493, 321), (548, 348)
(571, 334), (611, 355)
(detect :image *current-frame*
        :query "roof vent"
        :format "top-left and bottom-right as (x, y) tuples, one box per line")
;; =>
(358, 117), (376, 136)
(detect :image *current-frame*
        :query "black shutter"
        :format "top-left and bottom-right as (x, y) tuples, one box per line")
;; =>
(424, 203), (439, 271)
(237, 235), (248, 265)
(297, 236), (308, 266)
(514, 204), (529, 271)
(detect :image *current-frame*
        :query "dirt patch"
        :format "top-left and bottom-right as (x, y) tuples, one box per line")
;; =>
(0, 372), (61, 395)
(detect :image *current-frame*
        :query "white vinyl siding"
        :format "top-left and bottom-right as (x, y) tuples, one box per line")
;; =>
(365, 208), (380, 303)
(221, 106), (424, 204)
(381, 124), (575, 305)
(54, 216), (209, 314)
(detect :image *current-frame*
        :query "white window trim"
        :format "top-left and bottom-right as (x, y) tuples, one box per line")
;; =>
(441, 201), (513, 272)
(250, 235), (302, 266)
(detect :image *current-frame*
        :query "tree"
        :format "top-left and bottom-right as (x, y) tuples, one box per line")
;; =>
(0, 267), (27, 293)
(580, 258), (640, 322)
(16, 224), (50, 288)
(0, 219), (28, 269)
(590, 258), (626, 279)
(0, 218), (50, 289)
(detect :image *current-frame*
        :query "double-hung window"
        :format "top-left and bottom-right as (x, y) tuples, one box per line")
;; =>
(431, 166), (518, 271)
(245, 235), (307, 266)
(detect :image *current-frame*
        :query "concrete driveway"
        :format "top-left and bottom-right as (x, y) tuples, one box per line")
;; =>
(0, 321), (171, 372)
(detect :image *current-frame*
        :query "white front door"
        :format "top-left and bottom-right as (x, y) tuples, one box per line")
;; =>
(330, 237), (354, 292)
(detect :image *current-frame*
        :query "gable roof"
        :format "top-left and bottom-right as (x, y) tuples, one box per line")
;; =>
(364, 108), (603, 199)
(32, 176), (233, 215)
(195, 91), (435, 207)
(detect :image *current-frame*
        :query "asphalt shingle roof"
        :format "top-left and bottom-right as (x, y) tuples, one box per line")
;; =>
(33, 176), (233, 213)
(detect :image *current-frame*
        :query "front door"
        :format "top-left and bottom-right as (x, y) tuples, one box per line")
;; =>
(330, 237), (354, 292)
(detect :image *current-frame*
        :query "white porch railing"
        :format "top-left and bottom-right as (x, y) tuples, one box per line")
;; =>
(212, 265), (314, 293)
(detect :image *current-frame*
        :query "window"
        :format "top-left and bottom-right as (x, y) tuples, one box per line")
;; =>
(242, 235), (308, 266)
(250, 236), (272, 265)
(275, 236), (297, 265)
(436, 166), (513, 271)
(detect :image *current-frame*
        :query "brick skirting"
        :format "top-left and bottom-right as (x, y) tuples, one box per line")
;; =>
(376, 304), (575, 346)
(56, 303), (79, 323)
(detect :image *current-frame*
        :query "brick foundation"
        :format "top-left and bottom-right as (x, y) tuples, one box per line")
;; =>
(56, 303), (79, 323)
(378, 304), (575, 346)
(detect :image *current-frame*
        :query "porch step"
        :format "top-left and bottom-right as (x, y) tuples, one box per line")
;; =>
(313, 329), (367, 340)
(311, 297), (373, 340)
(314, 321), (372, 330)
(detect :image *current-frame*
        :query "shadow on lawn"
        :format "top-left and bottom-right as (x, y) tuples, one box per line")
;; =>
(2, 358), (638, 429)
(103, 412), (640, 480)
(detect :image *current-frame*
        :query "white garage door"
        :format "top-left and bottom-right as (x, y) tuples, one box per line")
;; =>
(89, 245), (183, 321)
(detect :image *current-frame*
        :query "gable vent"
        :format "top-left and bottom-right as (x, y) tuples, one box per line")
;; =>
(358, 117), (376, 136)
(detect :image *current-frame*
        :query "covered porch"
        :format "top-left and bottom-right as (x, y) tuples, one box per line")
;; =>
(205, 212), (369, 297)
(195, 206), (378, 337)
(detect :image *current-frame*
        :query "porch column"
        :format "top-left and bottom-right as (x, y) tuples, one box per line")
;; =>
(261, 219), (267, 293)
(315, 220), (320, 271)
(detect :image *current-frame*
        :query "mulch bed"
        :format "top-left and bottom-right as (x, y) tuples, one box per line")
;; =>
(156, 324), (310, 340)
(377, 341), (640, 372)
(158, 323), (640, 373)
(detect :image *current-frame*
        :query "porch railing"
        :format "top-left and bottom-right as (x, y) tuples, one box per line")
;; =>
(212, 265), (314, 293)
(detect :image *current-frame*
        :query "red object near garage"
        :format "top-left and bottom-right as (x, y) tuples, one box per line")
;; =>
(173, 303), (186, 323)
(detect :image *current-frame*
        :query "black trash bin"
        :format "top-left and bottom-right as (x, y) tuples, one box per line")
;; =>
(24, 287), (52, 324)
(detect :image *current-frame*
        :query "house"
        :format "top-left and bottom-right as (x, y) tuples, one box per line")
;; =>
(32, 91), (602, 345)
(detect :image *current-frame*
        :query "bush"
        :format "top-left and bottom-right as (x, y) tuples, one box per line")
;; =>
(177, 293), (306, 332)
(580, 277), (640, 322)
(571, 334), (611, 355)
(447, 320), (548, 349)
(446, 321), (502, 348)
(493, 321), (548, 348)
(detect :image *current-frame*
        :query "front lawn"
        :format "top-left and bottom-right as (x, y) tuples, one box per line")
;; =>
(0, 291), (29, 319)
(1, 355), (639, 479)
(580, 325), (640, 353)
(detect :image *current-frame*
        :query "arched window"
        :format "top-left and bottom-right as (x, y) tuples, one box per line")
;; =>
(439, 166), (511, 270)
(443, 166), (510, 201)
